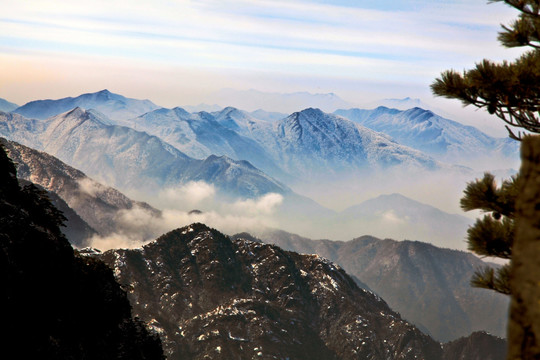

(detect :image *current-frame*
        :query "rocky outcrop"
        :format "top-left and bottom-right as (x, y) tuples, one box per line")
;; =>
(96, 223), (443, 359)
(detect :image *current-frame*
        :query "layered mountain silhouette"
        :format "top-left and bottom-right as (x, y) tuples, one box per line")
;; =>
(0, 97), (18, 112)
(93, 222), (505, 359)
(335, 106), (519, 165)
(0, 108), (289, 198)
(13, 89), (159, 120)
(254, 229), (509, 342)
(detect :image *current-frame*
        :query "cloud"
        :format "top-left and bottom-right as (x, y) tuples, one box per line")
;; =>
(379, 209), (407, 225)
(87, 189), (284, 251)
(156, 181), (216, 210)
(77, 177), (102, 197)
(230, 193), (284, 215)
(1, 0), (521, 108)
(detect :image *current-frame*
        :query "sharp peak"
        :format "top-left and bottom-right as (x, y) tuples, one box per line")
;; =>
(289, 107), (325, 117)
(61, 107), (110, 124)
(82, 89), (117, 97)
(300, 107), (323, 113)
(66, 106), (86, 115)
(221, 106), (242, 113)
(144, 223), (223, 248)
(405, 106), (432, 114)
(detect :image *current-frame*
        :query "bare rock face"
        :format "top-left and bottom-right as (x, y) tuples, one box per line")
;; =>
(96, 223), (443, 360)
(509, 135), (540, 359)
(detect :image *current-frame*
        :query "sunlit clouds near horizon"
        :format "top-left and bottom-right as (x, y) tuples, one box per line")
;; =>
(0, 0), (522, 108)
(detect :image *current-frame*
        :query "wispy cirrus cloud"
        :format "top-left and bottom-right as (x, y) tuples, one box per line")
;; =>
(0, 0), (522, 107)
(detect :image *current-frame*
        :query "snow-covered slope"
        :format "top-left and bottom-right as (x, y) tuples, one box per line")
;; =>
(118, 105), (446, 180)
(0, 108), (290, 198)
(13, 89), (159, 120)
(267, 108), (439, 176)
(335, 107), (519, 165)
(119, 107), (288, 180)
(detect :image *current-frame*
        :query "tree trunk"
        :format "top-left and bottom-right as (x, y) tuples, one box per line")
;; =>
(508, 135), (540, 359)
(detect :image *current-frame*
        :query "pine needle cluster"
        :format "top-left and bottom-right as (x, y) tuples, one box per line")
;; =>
(432, 1), (540, 296)
(460, 174), (518, 295)
(431, 0), (540, 140)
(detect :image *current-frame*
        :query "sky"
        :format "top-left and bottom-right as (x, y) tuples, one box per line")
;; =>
(0, 0), (524, 132)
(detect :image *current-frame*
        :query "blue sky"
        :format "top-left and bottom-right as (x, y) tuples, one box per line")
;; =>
(0, 0), (522, 116)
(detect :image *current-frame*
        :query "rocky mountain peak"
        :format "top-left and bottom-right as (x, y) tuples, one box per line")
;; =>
(97, 222), (445, 359)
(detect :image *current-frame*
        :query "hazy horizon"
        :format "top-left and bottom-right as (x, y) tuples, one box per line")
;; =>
(1, 0), (523, 132)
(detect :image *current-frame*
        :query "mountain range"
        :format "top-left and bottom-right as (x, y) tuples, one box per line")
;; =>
(1, 128), (508, 358)
(92, 222), (505, 359)
(335, 106), (519, 166)
(3, 136), (472, 248)
(112, 105), (444, 182)
(208, 88), (355, 113)
(0, 97), (18, 112)
(4, 90), (475, 185)
(254, 229), (509, 342)
(0, 89), (515, 246)
(0, 108), (289, 198)
(13, 89), (159, 120)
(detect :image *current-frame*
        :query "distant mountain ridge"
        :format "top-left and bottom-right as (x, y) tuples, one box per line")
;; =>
(209, 88), (355, 112)
(255, 229), (509, 342)
(0, 97), (19, 112)
(13, 89), (159, 120)
(0, 108), (290, 198)
(337, 193), (473, 250)
(335, 106), (519, 165)
(94, 222), (504, 360)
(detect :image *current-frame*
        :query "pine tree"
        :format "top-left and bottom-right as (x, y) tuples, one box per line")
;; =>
(459, 173), (516, 295)
(431, 0), (540, 141)
(432, 1), (540, 295)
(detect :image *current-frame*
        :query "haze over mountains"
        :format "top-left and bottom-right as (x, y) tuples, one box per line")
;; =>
(0, 98), (18, 112)
(90, 223), (505, 359)
(13, 89), (159, 121)
(335, 107), (519, 168)
(1, 88), (513, 358)
(207, 88), (355, 113)
(253, 229), (508, 342)
(0, 89), (518, 246)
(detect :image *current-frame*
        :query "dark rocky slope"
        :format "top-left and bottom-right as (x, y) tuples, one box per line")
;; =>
(0, 144), (164, 359)
(442, 331), (506, 360)
(254, 229), (509, 342)
(1, 138), (159, 243)
(96, 223), (443, 359)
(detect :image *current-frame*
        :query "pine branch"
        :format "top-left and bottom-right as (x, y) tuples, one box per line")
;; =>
(461, 173), (517, 218)
(467, 215), (513, 259)
(471, 264), (511, 295)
